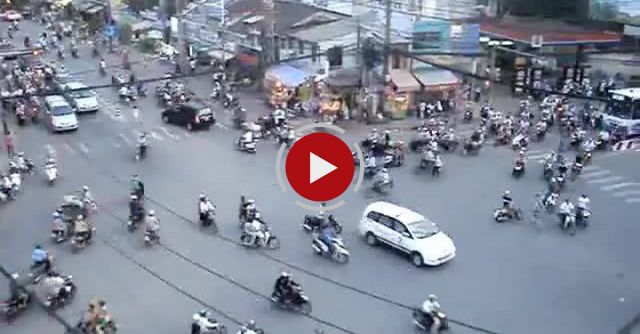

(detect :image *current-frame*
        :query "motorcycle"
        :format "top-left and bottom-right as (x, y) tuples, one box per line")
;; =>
(311, 235), (350, 263)
(235, 138), (256, 153)
(144, 230), (160, 246)
(494, 207), (522, 223)
(223, 94), (239, 108)
(463, 109), (473, 122)
(127, 211), (144, 232)
(556, 174), (566, 191)
(559, 213), (576, 234)
(240, 226), (279, 249)
(543, 193), (559, 213)
(71, 231), (93, 252)
(570, 162), (583, 181)
(411, 308), (449, 332)
(543, 161), (553, 180)
(45, 275), (76, 310)
(419, 150), (436, 169)
(462, 139), (482, 155)
(10, 172), (22, 192)
(577, 208), (590, 227)
(192, 319), (228, 334)
(1, 294), (31, 320)
(71, 48), (78, 58)
(200, 208), (216, 228)
(16, 109), (27, 126)
(512, 162), (525, 178)
(45, 164), (58, 185)
(372, 176), (393, 193)
(135, 143), (147, 162)
(270, 285), (312, 314)
(302, 215), (343, 234)
(99, 65), (106, 76)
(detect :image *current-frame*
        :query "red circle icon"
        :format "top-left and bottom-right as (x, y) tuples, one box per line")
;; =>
(285, 132), (355, 202)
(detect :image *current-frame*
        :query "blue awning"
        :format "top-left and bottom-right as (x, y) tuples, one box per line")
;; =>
(267, 65), (310, 87)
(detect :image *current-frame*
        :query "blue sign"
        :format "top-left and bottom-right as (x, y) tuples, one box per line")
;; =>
(412, 20), (480, 53)
(104, 24), (119, 38)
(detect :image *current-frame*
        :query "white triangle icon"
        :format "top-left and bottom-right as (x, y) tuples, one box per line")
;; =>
(309, 152), (337, 184)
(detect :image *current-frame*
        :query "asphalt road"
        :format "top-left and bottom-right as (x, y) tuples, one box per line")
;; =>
(1, 19), (639, 334)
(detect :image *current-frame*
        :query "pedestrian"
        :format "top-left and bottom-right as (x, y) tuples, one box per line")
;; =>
(4, 130), (14, 157)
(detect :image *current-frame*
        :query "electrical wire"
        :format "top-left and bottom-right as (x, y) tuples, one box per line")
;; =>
(64, 123), (505, 334)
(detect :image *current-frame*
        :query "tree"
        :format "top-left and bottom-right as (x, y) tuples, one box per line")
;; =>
(118, 23), (133, 44)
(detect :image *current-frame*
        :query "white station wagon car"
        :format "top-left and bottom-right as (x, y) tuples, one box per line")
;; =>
(358, 201), (456, 267)
(63, 82), (99, 113)
(44, 96), (79, 132)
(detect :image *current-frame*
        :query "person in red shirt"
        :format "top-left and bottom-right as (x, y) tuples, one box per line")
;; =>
(4, 130), (14, 157)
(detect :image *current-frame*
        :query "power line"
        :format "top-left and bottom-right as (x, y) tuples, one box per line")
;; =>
(63, 121), (505, 334)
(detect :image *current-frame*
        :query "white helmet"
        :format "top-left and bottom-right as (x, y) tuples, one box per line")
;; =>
(53, 212), (60, 217)
(148, 210), (155, 216)
(382, 168), (388, 173)
(504, 190), (510, 196)
(247, 199), (255, 204)
(199, 193), (206, 200)
(82, 185), (89, 191)
(131, 195), (137, 200)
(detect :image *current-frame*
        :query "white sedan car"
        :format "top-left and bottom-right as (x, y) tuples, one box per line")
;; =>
(358, 201), (456, 267)
(1, 10), (23, 21)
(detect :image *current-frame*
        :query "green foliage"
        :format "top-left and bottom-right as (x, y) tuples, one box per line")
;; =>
(137, 38), (157, 53)
(118, 23), (133, 45)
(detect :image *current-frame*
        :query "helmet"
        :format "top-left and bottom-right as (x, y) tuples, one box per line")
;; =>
(199, 193), (206, 199)
(10, 272), (19, 279)
(372, 128), (378, 132)
(130, 195), (137, 200)
(77, 215), (84, 220)
(17, 152), (24, 157)
(428, 294), (437, 300)
(56, 208), (63, 214)
(382, 168), (388, 173)
(384, 130), (391, 134)
(148, 210), (155, 216)
(53, 211), (60, 217)
(248, 320), (256, 327)
(504, 190), (510, 195)
(82, 185), (89, 191)
(280, 272), (290, 278)
(199, 309), (207, 317)
(247, 199), (255, 204)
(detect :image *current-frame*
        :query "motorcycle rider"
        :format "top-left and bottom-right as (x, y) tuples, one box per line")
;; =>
(364, 154), (377, 172)
(273, 108), (286, 127)
(373, 168), (391, 187)
(577, 194), (591, 223)
(191, 309), (220, 334)
(243, 214), (265, 246)
(558, 199), (576, 230)
(44, 157), (57, 171)
(73, 215), (92, 242)
(384, 129), (392, 147)
(99, 58), (106, 74)
(14, 152), (31, 172)
(240, 130), (255, 149)
(130, 174), (145, 198)
(317, 222), (337, 251)
(433, 154), (443, 176)
(136, 132), (147, 155)
(239, 320), (262, 334)
(129, 195), (144, 223)
(32, 245), (51, 273)
(145, 210), (160, 239)
(42, 271), (68, 303)
(7, 272), (29, 309)
(52, 210), (67, 242)
(367, 128), (380, 144)
(239, 197), (257, 222)
(272, 272), (299, 304)
(502, 190), (513, 213)
(198, 194), (215, 222)
(420, 294), (442, 334)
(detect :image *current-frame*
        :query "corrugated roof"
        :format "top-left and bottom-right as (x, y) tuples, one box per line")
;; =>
(413, 68), (460, 87)
(288, 20), (356, 42)
(390, 69), (420, 92)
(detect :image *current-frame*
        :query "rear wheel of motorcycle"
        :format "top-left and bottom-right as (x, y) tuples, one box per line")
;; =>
(267, 237), (280, 250)
(335, 252), (349, 264)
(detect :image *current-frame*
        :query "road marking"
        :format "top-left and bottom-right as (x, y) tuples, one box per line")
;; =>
(612, 190), (640, 197)
(78, 143), (89, 154)
(600, 182), (640, 191)
(581, 170), (611, 178)
(149, 130), (163, 141)
(624, 198), (640, 204)
(160, 126), (179, 140)
(118, 133), (133, 145)
(582, 165), (599, 172)
(586, 176), (625, 184)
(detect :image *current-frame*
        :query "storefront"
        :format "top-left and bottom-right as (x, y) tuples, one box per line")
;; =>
(264, 65), (313, 108)
(413, 68), (460, 101)
(325, 68), (362, 120)
(385, 69), (420, 119)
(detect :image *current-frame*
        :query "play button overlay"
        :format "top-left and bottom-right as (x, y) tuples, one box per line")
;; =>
(285, 132), (354, 202)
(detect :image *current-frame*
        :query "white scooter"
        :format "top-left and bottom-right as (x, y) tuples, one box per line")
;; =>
(45, 164), (58, 185)
(10, 172), (21, 192)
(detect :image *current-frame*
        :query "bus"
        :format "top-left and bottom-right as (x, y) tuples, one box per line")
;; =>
(605, 87), (640, 137)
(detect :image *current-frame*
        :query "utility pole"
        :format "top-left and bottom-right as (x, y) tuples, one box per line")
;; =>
(220, 0), (226, 74)
(381, 0), (391, 115)
(176, 0), (185, 64)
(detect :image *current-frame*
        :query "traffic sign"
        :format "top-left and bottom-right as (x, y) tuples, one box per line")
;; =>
(285, 133), (354, 202)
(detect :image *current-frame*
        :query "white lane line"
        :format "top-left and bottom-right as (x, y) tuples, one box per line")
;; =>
(582, 165), (599, 172)
(78, 143), (89, 154)
(160, 126), (179, 140)
(586, 176), (625, 184)
(149, 130), (164, 141)
(612, 190), (640, 197)
(624, 198), (640, 204)
(581, 170), (611, 178)
(600, 182), (640, 191)
(528, 154), (547, 160)
(118, 133), (133, 145)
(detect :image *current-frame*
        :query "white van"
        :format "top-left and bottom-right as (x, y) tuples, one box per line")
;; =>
(358, 201), (456, 267)
(44, 95), (78, 132)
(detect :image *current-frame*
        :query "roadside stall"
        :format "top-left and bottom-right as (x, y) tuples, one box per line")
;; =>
(385, 69), (420, 119)
(413, 67), (461, 109)
(264, 65), (311, 108)
(318, 93), (342, 122)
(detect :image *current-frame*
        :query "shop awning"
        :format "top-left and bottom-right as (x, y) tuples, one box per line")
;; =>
(131, 21), (152, 32)
(390, 69), (420, 92)
(266, 65), (311, 88)
(208, 50), (235, 62)
(413, 69), (460, 89)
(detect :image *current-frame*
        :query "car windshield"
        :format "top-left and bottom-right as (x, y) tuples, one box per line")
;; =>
(51, 105), (73, 116)
(407, 220), (440, 239)
(197, 108), (211, 116)
(70, 89), (94, 98)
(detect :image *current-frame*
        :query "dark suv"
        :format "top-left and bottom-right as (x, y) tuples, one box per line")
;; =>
(161, 101), (215, 131)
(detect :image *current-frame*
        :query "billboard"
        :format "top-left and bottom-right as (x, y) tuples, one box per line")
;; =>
(412, 20), (480, 53)
(590, 0), (640, 26)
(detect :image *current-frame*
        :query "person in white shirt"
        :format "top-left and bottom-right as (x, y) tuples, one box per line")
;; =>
(192, 309), (220, 333)
(421, 294), (441, 333)
(558, 199), (576, 230)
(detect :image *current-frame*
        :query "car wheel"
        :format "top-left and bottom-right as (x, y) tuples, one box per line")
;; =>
(365, 232), (378, 246)
(162, 115), (169, 123)
(411, 252), (424, 267)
